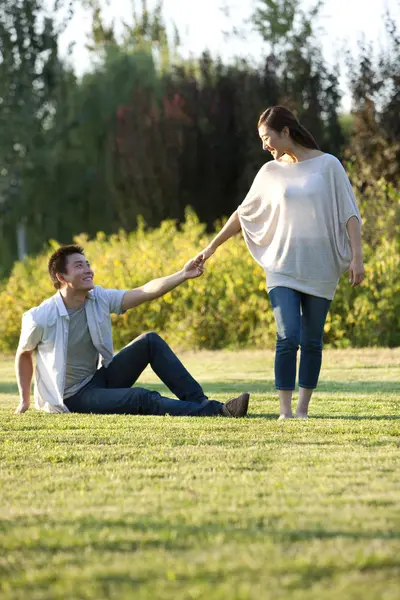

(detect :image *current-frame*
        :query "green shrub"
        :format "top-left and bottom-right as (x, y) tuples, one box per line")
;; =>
(0, 210), (398, 353)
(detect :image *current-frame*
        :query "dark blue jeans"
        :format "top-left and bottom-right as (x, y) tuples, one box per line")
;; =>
(65, 332), (224, 416)
(269, 287), (331, 390)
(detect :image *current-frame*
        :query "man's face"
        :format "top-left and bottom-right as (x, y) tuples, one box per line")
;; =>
(58, 253), (95, 292)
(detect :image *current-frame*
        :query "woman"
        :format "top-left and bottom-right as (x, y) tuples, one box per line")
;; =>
(195, 106), (365, 420)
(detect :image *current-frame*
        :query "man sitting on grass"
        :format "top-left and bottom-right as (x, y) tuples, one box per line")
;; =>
(14, 244), (249, 418)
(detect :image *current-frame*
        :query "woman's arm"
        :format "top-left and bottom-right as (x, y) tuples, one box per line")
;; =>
(195, 210), (241, 263)
(346, 216), (365, 287)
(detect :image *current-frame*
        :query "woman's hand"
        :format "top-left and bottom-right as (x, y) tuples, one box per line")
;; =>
(192, 210), (241, 267)
(349, 258), (365, 287)
(346, 218), (364, 287)
(193, 246), (216, 266)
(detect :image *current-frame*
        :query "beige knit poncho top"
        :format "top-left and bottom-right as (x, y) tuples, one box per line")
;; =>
(237, 153), (361, 300)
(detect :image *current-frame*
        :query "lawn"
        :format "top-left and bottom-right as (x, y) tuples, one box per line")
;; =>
(1, 348), (399, 600)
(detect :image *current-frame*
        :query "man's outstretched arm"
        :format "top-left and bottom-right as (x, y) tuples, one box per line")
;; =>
(15, 350), (34, 413)
(121, 258), (203, 312)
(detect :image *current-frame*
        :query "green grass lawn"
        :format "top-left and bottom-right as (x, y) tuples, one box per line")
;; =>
(1, 348), (399, 600)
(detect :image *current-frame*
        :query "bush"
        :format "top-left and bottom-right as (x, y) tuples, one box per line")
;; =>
(0, 210), (398, 353)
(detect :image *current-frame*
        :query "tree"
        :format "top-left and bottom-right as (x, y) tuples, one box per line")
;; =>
(345, 13), (400, 248)
(0, 0), (67, 274)
(346, 14), (400, 186)
(252, 0), (297, 54)
(250, 0), (344, 153)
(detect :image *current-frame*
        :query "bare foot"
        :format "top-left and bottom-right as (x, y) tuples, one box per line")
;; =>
(295, 413), (309, 419)
(278, 413), (293, 421)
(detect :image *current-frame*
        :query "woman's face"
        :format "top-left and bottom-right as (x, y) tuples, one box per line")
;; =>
(258, 124), (288, 160)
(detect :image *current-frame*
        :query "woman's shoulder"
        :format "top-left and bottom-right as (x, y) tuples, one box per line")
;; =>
(260, 159), (282, 173)
(320, 154), (351, 181)
(252, 160), (276, 181)
(321, 152), (339, 161)
(320, 153), (343, 168)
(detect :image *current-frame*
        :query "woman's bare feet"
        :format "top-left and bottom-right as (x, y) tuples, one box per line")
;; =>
(278, 390), (293, 421)
(296, 387), (313, 418)
(278, 413), (294, 421)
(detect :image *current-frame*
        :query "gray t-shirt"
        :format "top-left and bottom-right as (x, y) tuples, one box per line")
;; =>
(63, 304), (99, 399)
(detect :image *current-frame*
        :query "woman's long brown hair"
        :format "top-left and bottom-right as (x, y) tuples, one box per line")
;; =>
(258, 106), (320, 150)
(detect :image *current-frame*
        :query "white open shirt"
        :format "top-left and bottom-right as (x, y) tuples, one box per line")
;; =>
(17, 286), (126, 413)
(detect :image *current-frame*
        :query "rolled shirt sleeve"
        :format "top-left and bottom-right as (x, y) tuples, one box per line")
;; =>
(104, 288), (128, 315)
(17, 311), (43, 352)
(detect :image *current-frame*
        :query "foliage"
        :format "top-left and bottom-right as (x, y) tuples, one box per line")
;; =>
(251, 0), (344, 155)
(0, 0), (346, 277)
(0, 0), (70, 275)
(346, 14), (400, 187)
(0, 0), (399, 351)
(0, 209), (399, 354)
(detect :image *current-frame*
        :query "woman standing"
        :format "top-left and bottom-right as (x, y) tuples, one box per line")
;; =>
(195, 106), (365, 420)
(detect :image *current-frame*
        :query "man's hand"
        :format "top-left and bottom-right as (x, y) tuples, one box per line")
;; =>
(193, 246), (215, 266)
(349, 259), (365, 287)
(183, 257), (205, 279)
(15, 399), (30, 414)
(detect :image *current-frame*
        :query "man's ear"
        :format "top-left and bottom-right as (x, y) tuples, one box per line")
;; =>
(56, 272), (67, 287)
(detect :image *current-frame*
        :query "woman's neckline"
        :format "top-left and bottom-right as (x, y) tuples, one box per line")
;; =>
(276, 153), (326, 166)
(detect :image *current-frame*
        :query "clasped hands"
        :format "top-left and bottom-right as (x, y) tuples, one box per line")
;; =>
(183, 246), (215, 279)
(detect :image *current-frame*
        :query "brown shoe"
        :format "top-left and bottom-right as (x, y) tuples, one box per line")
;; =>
(222, 393), (250, 418)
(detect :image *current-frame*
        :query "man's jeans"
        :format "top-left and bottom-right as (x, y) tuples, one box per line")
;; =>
(65, 332), (224, 416)
(269, 287), (331, 390)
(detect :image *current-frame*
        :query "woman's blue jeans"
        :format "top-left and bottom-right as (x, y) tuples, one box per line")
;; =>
(269, 287), (331, 390)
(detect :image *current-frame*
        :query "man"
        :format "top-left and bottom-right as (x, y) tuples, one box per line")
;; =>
(15, 245), (249, 417)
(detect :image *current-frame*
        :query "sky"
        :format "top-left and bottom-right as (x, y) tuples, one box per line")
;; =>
(52, 0), (400, 111)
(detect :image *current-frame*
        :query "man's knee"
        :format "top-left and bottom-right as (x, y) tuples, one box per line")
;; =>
(135, 331), (162, 344)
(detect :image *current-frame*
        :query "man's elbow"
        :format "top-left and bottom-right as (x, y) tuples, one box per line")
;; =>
(121, 289), (148, 312)
(346, 215), (361, 228)
(15, 349), (33, 363)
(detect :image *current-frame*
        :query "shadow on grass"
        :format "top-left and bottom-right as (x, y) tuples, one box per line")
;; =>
(310, 414), (400, 421)
(248, 413), (400, 421)
(1, 379), (399, 398)
(2, 515), (400, 550)
(0, 382), (18, 394)
(201, 380), (400, 395)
